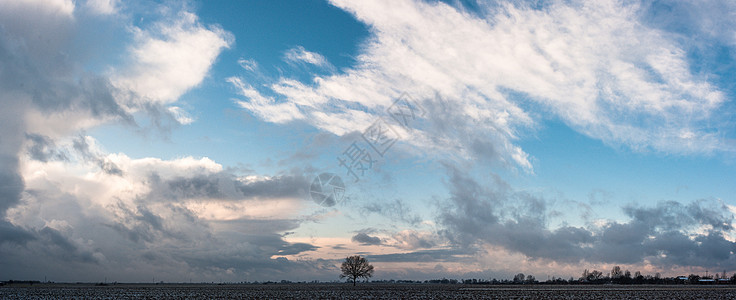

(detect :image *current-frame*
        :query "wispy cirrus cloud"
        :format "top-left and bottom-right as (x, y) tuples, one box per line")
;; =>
(229, 0), (732, 172)
(228, 77), (306, 123)
(284, 46), (334, 70)
(237, 58), (259, 72)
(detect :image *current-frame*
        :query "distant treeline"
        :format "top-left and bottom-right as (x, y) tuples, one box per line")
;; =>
(0, 280), (42, 286)
(377, 266), (736, 285)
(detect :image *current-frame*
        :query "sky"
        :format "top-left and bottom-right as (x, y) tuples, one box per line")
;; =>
(1, 0), (735, 283)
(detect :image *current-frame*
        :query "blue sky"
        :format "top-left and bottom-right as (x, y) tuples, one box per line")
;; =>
(1, 0), (735, 283)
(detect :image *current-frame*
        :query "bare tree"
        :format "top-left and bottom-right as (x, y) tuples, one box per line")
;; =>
(611, 266), (622, 279)
(513, 273), (525, 283)
(590, 270), (603, 280)
(525, 274), (535, 283)
(340, 255), (374, 286)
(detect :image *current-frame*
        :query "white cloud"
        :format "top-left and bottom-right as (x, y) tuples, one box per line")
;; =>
(1, 0), (75, 18)
(228, 77), (306, 123)
(237, 58), (259, 72)
(167, 106), (195, 125)
(85, 0), (118, 15)
(230, 0), (730, 170)
(114, 11), (233, 104)
(0, 2), (232, 141)
(284, 46), (333, 69)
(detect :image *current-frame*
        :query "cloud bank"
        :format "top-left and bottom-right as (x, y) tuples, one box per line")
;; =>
(5, 135), (323, 281)
(437, 164), (736, 270)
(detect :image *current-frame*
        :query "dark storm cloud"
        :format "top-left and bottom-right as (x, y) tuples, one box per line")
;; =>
(160, 223), (326, 280)
(1, 215), (327, 282)
(25, 133), (68, 162)
(104, 204), (165, 244)
(0, 220), (35, 245)
(0, 224), (97, 264)
(0, 155), (23, 216)
(0, 154), (30, 245)
(237, 174), (309, 199)
(150, 171), (310, 201)
(162, 175), (227, 199)
(277, 242), (319, 255)
(0, 8), (131, 121)
(177, 252), (337, 281)
(37, 227), (98, 263)
(438, 164), (736, 269)
(0, 194), (323, 281)
(352, 232), (382, 245)
(104, 201), (211, 245)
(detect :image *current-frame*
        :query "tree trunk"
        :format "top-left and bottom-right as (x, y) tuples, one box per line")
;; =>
(353, 277), (356, 286)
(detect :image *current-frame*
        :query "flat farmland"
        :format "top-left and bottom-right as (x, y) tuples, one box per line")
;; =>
(2, 284), (735, 299)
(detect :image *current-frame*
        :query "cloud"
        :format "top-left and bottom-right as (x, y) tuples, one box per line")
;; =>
(3, 0), (734, 283)
(229, 0), (732, 174)
(0, 0), (75, 20)
(0, 0), (342, 282)
(389, 230), (437, 250)
(437, 164), (736, 270)
(0, 220), (35, 245)
(85, 0), (119, 15)
(284, 46), (334, 70)
(228, 77), (306, 124)
(0, 0), (313, 279)
(361, 198), (421, 225)
(0, 0), (131, 137)
(150, 171), (310, 202)
(352, 232), (382, 245)
(0, 1), (232, 242)
(113, 10), (233, 104)
(2, 135), (327, 281)
(25, 134), (68, 163)
(0, 0), (110, 246)
(237, 58), (259, 72)
(167, 106), (195, 125)
(72, 135), (124, 176)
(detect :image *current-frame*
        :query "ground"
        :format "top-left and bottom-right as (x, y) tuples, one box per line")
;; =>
(2, 283), (736, 299)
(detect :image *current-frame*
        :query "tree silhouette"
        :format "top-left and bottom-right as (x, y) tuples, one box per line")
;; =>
(611, 266), (622, 279)
(340, 255), (374, 286)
